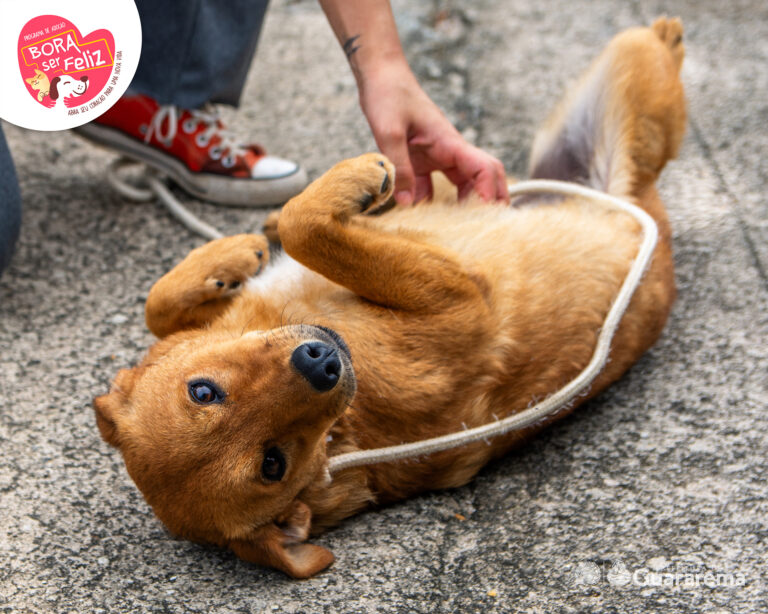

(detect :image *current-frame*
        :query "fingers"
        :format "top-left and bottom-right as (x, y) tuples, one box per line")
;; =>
(454, 145), (509, 203)
(376, 129), (416, 206)
(413, 175), (433, 203)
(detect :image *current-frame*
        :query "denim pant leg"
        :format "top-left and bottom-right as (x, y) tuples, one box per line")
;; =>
(130, 0), (269, 109)
(0, 126), (22, 277)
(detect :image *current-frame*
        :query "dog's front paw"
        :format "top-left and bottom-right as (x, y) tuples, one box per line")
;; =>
(327, 153), (396, 216)
(187, 234), (269, 298)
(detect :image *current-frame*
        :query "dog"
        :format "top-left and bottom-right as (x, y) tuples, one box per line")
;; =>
(94, 19), (685, 578)
(49, 74), (89, 101)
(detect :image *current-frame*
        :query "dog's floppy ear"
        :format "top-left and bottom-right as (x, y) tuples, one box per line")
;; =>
(49, 76), (61, 100)
(93, 368), (138, 447)
(230, 500), (334, 578)
(230, 528), (334, 579)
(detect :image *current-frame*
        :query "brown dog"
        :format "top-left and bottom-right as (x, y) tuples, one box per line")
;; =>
(94, 19), (685, 578)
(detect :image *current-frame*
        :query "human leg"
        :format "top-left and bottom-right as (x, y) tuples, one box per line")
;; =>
(0, 126), (22, 276)
(130, 0), (269, 109)
(75, 0), (307, 206)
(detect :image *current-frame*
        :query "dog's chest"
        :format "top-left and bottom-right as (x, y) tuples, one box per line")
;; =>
(246, 253), (320, 301)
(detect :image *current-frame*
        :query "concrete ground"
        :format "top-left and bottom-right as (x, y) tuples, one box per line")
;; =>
(1, 0), (766, 611)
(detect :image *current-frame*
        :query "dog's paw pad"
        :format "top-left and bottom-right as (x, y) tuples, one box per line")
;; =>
(351, 153), (395, 213)
(205, 275), (248, 298)
(359, 192), (375, 212)
(652, 17), (684, 49)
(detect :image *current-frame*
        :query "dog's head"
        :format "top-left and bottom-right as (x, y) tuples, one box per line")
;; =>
(94, 324), (355, 577)
(50, 75), (89, 101)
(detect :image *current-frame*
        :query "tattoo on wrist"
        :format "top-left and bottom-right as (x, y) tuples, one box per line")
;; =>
(343, 35), (361, 60)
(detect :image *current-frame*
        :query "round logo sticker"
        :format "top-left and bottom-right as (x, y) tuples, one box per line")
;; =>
(0, 0), (141, 131)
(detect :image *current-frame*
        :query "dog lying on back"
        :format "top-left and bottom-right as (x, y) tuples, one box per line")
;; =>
(94, 19), (685, 578)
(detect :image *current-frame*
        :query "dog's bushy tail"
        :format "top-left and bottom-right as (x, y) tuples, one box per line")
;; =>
(529, 17), (686, 201)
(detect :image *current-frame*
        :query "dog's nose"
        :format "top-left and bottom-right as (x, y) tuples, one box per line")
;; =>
(291, 342), (341, 392)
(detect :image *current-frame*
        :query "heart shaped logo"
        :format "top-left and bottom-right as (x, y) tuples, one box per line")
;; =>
(18, 14), (115, 110)
(0, 1), (140, 130)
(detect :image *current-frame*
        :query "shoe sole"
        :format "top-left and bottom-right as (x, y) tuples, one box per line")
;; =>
(74, 123), (308, 207)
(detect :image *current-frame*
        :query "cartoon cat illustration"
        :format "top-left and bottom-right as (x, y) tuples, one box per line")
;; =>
(25, 69), (51, 101)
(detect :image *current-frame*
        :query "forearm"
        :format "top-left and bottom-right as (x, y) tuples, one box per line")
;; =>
(318, 0), (411, 85)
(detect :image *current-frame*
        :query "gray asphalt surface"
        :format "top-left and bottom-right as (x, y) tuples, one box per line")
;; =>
(1, 1), (766, 612)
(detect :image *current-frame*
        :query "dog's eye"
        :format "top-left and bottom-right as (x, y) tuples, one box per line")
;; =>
(188, 380), (224, 404)
(261, 447), (286, 482)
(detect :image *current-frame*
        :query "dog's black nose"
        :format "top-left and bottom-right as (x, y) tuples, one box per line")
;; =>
(291, 342), (341, 392)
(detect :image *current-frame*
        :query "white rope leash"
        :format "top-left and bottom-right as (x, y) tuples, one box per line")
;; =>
(105, 161), (658, 474)
(107, 157), (224, 240)
(327, 180), (658, 474)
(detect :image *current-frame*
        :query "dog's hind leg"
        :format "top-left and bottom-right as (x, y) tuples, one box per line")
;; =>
(526, 19), (686, 399)
(529, 17), (686, 210)
(145, 234), (270, 337)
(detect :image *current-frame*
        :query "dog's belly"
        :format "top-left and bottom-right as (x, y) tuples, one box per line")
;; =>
(244, 199), (642, 360)
(246, 251), (320, 299)
(370, 199), (642, 312)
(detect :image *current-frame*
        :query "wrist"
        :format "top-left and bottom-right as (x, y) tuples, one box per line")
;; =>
(354, 53), (418, 97)
(351, 44), (411, 86)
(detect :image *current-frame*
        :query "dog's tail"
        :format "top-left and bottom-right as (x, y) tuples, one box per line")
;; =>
(528, 17), (686, 201)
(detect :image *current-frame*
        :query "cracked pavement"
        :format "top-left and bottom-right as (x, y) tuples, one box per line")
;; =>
(1, 0), (766, 612)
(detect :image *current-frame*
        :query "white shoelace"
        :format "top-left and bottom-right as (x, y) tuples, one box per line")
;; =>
(143, 105), (250, 168)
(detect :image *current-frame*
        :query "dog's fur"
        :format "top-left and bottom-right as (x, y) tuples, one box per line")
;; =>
(94, 19), (686, 578)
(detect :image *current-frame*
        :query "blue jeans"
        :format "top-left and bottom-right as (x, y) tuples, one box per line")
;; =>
(0, 126), (22, 277)
(0, 1), (268, 274)
(131, 0), (269, 108)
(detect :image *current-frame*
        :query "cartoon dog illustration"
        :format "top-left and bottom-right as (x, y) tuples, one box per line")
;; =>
(25, 69), (51, 101)
(50, 75), (89, 101)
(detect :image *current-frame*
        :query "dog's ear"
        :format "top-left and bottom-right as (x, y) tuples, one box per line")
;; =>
(230, 529), (334, 579)
(230, 500), (334, 578)
(49, 76), (60, 100)
(93, 368), (139, 447)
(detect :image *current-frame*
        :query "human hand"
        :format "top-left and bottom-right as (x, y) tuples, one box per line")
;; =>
(359, 61), (508, 205)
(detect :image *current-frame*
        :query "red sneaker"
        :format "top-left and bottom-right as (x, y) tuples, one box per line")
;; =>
(75, 94), (308, 206)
